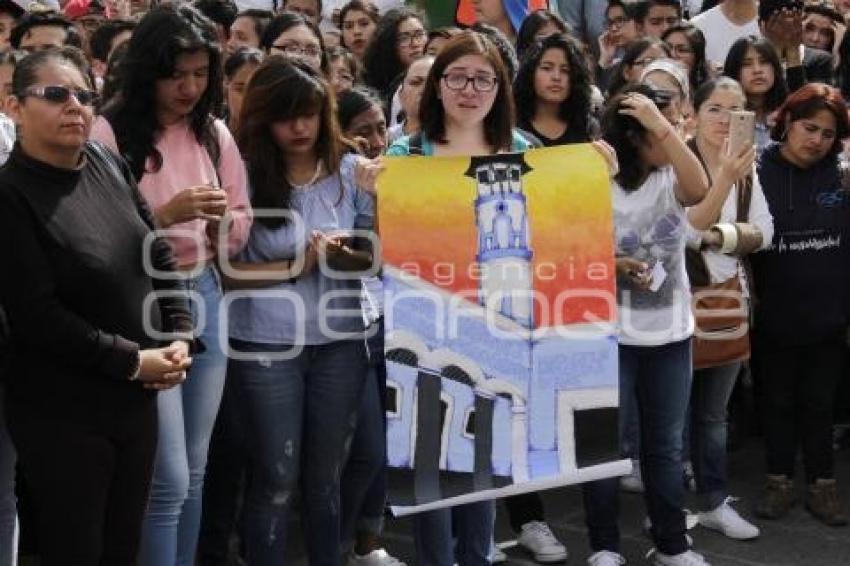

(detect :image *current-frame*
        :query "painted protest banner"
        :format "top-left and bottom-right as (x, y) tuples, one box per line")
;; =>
(377, 144), (630, 516)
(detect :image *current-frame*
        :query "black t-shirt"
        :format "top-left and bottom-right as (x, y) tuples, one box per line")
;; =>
(519, 117), (600, 147)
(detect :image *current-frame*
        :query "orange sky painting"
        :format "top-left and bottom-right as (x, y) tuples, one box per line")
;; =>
(379, 144), (616, 327)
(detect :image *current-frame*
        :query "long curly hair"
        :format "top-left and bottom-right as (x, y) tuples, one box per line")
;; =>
(513, 33), (592, 140)
(101, 5), (224, 181)
(363, 7), (425, 99)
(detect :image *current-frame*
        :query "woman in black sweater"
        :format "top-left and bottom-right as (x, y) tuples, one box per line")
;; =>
(0, 48), (195, 564)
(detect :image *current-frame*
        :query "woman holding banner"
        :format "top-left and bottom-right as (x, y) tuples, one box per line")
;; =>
(374, 29), (616, 566)
(384, 30), (523, 566)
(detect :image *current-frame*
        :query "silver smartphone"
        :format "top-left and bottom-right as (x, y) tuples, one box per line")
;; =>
(727, 110), (755, 156)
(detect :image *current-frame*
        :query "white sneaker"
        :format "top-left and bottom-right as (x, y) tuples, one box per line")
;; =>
(517, 521), (568, 562)
(492, 544), (507, 564)
(647, 549), (711, 566)
(587, 550), (626, 565)
(347, 548), (406, 566)
(698, 497), (760, 540)
(620, 460), (645, 493)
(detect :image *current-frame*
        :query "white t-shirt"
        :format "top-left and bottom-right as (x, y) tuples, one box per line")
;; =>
(682, 0), (704, 17)
(692, 6), (761, 68)
(234, 0), (277, 11)
(613, 166), (694, 346)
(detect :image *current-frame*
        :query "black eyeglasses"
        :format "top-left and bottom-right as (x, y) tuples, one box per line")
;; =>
(20, 85), (99, 106)
(441, 72), (498, 93)
(605, 16), (630, 29)
(397, 29), (426, 45)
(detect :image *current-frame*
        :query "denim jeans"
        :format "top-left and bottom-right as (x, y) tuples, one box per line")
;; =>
(619, 379), (640, 461)
(414, 501), (495, 566)
(231, 338), (368, 566)
(197, 367), (249, 565)
(584, 339), (692, 556)
(689, 362), (740, 511)
(341, 321), (387, 545)
(139, 267), (228, 566)
(0, 387), (17, 566)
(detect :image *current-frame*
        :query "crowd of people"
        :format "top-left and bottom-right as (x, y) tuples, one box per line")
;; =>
(0, 0), (848, 565)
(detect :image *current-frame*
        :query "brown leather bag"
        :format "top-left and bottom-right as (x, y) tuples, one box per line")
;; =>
(691, 275), (750, 369)
(687, 139), (752, 369)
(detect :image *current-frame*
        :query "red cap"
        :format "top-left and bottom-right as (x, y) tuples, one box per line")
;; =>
(64, 0), (111, 20)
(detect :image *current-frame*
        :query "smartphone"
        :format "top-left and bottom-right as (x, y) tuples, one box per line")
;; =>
(727, 110), (755, 156)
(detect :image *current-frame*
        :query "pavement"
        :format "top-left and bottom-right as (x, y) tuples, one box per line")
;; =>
(20, 434), (845, 565)
(377, 439), (850, 566)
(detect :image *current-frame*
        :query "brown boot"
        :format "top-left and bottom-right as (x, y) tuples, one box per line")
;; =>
(754, 474), (796, 519)
(806, 479), (848, 527)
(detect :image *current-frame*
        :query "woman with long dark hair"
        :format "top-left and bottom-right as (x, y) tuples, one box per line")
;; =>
(339, 0), (379, 63)
(226, 56), (375, 565)
(751, 83), (850, 527)
(91, 5), (252, 565)
(723, 36), (788, 155)
(514, 32), (597, 146)
(515, 9), (570, 61)
(0, 47), (194, 564)
(662, 23), (711, 94)
(363, 7), (426, 103)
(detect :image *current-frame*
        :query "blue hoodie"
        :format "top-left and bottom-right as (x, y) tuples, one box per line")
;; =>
(751, 142), (850, 345)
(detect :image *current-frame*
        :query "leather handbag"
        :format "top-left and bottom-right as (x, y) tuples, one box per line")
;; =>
(691, 275), (750, 369)
(687, 139), (752, 369)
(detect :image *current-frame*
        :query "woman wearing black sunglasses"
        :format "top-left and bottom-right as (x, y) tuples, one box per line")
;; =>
(0, 47), (195, 564)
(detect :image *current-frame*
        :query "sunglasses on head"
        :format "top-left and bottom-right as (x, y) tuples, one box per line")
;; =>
(20, 85), (99, 106)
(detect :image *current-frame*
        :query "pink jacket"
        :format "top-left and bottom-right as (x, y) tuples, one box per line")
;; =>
(91, 116), (252, 268)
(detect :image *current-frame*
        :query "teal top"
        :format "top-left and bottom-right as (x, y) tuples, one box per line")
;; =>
(386, 130), (534, 157)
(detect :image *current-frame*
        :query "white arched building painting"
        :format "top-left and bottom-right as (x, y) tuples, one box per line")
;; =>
(382, 152), (628, 514)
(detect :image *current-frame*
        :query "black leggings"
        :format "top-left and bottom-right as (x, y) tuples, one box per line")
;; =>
(6, 395), (157, 566)
(757, 333), (844, 483)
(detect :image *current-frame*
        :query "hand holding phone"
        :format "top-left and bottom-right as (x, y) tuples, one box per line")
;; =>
(727, 110), (755, 157)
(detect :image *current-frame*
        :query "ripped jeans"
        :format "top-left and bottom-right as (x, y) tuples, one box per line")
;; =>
(230, 338), (368, 566)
